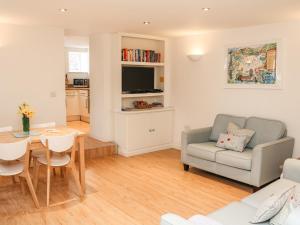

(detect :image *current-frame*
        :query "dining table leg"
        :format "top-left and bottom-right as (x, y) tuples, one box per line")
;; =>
(78, 135), (86, 193)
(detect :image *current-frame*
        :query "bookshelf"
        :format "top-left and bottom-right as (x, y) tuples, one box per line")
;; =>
(121, 61), (165, 67)
(112, 33), (170, 112)
(113, 33), (173, 156)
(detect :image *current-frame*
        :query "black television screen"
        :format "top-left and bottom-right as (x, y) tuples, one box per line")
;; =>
(122, 67), (154, 92)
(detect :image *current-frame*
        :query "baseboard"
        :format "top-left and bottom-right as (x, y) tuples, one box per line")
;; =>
(80, 115), (90, 123)
(172, 143), (181, 150)
(67, 115), (80, 121)
(118, 143), (174, 157)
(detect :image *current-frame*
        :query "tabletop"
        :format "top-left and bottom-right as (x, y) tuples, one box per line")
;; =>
(0, 126), (86, 144)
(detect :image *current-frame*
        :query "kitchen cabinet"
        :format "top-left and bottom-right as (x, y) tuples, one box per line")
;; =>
(66, 90), (80, 116)
(79, 90), (90, 122)
(66, 89), (90, 122)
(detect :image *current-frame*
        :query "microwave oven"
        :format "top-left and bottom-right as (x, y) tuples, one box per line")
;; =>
(73, 79), (89, 88)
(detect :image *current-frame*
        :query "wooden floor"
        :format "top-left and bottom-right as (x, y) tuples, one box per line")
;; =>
(0, 150), (251, 225)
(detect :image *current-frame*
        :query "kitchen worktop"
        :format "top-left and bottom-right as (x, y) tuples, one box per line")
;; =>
(66, 87), (90, 90)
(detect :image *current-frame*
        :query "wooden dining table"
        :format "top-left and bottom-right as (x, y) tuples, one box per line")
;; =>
(0, 126), (87, 193)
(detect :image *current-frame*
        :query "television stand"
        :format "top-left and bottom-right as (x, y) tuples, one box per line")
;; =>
(123, 89), (163, 94)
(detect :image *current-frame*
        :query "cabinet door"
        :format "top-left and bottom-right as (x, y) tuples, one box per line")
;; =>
(126, 114), (151, 150)
(66, 92), (80, 116)
(126, 111), (173, 151)
(79, 95), (89, 117)
(148, 111), (173, 146)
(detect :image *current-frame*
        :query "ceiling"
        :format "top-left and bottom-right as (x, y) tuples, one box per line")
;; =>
(0, 0), (300, 37)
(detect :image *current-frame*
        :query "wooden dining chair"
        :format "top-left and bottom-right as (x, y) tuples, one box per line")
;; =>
(30, 122), (58, 174)
(0, 126), (17, 183)
(33, 132), (83, 206)
(0, 138), (40, 208)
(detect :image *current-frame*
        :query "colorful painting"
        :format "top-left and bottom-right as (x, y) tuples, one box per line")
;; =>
(227, 42), (278, 86)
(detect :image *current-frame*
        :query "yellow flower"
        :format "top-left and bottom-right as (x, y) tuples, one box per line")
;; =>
(18, 102), (34, 118)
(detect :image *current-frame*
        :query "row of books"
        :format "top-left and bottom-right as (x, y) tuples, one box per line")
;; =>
(122, 48), (162, 63)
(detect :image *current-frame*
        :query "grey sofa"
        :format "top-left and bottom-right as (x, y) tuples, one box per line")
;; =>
(181, 114), (294, 187)
(161, 159), (300, 225)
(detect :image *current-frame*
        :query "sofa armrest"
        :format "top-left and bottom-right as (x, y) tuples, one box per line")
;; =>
(251, 137), (295, 187)
(161, 213), (194, 225)
(282, 158), (300, 183)
(181, 127), (212, 151)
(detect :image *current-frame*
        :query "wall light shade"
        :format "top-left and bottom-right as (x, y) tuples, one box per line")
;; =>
(187, 54), (202, 62)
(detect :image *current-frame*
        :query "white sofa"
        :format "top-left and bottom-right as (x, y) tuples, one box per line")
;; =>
(161, 159), (300, 225)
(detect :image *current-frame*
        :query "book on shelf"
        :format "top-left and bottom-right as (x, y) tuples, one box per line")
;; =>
(122, 48), (162, 63)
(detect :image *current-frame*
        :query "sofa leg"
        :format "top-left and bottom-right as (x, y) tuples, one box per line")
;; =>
(183, 164), (189, 171)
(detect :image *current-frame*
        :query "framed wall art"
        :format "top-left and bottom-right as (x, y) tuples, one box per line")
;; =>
(225, 40), (282, 89)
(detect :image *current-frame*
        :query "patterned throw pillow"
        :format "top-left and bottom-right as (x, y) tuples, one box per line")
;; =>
(251, 186), (295, 224)
(216, 133), (247, 152)
(270, 190), (300, 225)
(227, 122), (255, 146)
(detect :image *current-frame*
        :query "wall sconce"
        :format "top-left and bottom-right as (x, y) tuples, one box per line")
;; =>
(187, 54), (202, 62)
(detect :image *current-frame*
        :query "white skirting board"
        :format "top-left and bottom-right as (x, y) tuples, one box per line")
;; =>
(117, 143), (181, 157)
(118, 144), (174, 157)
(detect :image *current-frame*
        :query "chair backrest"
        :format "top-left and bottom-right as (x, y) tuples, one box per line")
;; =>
(0, 126), (13, 132)
(0, 138), (30, 160)
(41, 132), (76, 153)
(31, 122), (56, 129)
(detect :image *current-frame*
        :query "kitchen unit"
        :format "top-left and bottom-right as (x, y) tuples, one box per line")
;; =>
(66, 88), (90, 122)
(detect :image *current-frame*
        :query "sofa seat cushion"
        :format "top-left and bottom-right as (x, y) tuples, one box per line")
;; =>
(208, 202), (269, 225)
(210, 114), (247, 142)
(187, 142), (226, 162)
(216, 149), (252, 171)
(245, 117), (286, 148)
(242, 178), (300, 208)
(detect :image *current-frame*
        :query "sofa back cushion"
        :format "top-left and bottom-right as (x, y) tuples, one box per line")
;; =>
(245, 117), (286, 148)
(210, 114), (247, 141)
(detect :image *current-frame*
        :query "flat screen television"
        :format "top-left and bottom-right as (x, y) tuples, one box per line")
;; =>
(122, 67), (154, 93)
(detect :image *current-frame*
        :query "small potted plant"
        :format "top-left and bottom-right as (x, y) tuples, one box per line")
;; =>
(18, 103), (34, 134)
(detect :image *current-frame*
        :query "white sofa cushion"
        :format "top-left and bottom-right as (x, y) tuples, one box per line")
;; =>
(227, 122), (255, 146)
(187, 142), (226, 162)
(270, 190), (300, 225)
(188, 215), (223, 225)
(250, 186), (295, 223)
(210, 114), (247, 141)
(242, 179), (299, 208)
(216, 149), (252, 171)
(216, 133), (247, 152)
(208, 202), (269, 225)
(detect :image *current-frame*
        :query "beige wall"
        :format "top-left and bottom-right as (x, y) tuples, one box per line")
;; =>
(170, 22), (300, 157)
(0, 24), (66, 129)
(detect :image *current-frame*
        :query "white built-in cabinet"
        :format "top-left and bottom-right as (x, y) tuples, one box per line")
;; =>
(112, 33), (174, 156)
(115, 108), (173, 157)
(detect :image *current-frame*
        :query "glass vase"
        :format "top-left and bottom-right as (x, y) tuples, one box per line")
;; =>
(22, 116), (30, 134)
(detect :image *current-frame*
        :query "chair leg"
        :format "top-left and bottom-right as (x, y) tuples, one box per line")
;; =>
(61, 167), (66, 178)
(70, 164), (83, 198)
(47, 166), (51, 207)
(33, 160), (40, 190)
(12, 176), (17, 184)
(53, 168), (56, 176)
(20, 177), (26, 194)
(24, 172), (40, 208)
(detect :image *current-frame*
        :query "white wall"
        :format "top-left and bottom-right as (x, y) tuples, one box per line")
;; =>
(170, 22), (300, 157)
(89, 33), (114, 141)
(0, 24), (66, 129)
